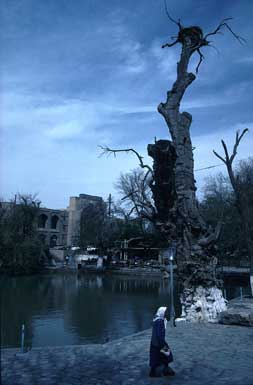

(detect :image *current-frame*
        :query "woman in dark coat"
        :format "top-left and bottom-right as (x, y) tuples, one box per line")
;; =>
(149, 306), (175, 377)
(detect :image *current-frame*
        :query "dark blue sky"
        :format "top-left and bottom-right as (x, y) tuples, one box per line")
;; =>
(1, 0), (253, 208)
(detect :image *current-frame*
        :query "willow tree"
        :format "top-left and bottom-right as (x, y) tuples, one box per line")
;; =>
(100, 14), (244, 321)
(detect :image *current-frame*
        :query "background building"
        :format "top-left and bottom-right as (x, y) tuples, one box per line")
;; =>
(37, 208), (68, 248)
(66, 194), (103, 247)
(37, 193), (103, 248)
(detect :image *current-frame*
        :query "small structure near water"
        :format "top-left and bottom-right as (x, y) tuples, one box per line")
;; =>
(74, 247), (107, 273)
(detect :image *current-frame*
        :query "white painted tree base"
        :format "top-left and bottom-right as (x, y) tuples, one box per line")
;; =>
(178, 286), (227, 323)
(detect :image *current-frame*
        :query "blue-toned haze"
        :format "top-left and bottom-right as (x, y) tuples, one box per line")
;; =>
(1, 0), (253, 208)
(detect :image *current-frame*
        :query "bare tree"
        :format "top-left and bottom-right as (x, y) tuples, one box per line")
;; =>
(145, 9), (246, 280)
(100, 12), (243, 320)
(200, 172), (248, 268)
(214, 130), (253, 295)
(115, 168), (155, 222)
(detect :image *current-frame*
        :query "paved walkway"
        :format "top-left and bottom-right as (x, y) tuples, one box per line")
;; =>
(1, 322), (253, 385)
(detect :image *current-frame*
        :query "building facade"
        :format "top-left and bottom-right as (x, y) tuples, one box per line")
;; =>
(37, 208), (68, 247)
(66, 193), (103, 247)
(37, 193), (103, 248)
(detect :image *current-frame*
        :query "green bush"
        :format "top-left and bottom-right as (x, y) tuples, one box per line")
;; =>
(0, 195), (47, 274)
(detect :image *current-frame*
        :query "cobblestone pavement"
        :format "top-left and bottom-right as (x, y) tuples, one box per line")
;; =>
(1, 322), (253, 385)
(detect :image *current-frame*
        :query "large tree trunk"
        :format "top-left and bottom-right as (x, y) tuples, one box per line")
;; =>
(158, 29), (213, 276)
(151, 26), (226, 321)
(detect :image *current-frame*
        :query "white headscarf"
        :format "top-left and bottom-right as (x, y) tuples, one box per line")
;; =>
(153, 306), (167, 329)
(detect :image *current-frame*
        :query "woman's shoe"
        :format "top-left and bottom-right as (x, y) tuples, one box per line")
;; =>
(163, 366), (175, 376)
(149, 368), (162, 377)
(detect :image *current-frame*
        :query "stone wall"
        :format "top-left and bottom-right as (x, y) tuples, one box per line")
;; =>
(3, 193), (104, 249)
(49, 248), (66, 261)
(37, 208), (68, 247)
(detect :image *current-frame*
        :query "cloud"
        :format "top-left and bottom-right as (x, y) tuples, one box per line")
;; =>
(237, 56), (253, 64)
(149, 41), (177, 79)
(41, 101), (110, 141)
(1, 91), (116, 143)
(1, 0), (253, 209)
(117, 40), (147, 74)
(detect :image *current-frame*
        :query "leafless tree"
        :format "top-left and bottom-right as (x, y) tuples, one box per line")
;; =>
(115, 168), (155, 222)
(214, 130), (253, 295)
(153, 12), (244, 287)
(100, 13), (244, 291)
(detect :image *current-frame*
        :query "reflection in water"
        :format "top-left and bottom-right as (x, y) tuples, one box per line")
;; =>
(0, 273), (250, 348)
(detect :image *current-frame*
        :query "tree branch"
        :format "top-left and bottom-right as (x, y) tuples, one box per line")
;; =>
(230, 128), (248, 164)
(143, 169), (152, 186)
(198, 220), (223, 246)
(221, 140), (230, 163)
(123, 187), (156, 220)
(98, 145), (154, 176)
(213, 129), (249, 166)
(213, 150), (226, 164)
(164, 0), (182, 29)
(162, 40), (179, 49)
(213, 128), (249, 194)
(126, 206), (137, 218)
(121, 190), (139, 201)
(204, 18), (246, 45)
(162, 18), (245, 75)
(207, 44), (220, 55)
(196, 48), (204, 73)
(126, 199), (154, 222)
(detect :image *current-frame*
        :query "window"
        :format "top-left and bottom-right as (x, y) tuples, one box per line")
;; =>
(39, 233), (46, 244)
(38, 214), (48, 228)
(50, 235), (57, 248)
(51, 215), (59, 230)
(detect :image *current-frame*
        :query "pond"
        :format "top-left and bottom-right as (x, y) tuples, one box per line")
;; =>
(0, 273), (251, 348)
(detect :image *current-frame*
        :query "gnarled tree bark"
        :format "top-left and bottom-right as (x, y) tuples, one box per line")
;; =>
(157, 25), (220, 289)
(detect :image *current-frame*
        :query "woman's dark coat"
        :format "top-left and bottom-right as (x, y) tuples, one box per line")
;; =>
(149, 318), (173, 368)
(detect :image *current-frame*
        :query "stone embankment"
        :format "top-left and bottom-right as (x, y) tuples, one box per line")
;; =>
(219, 296), (253, 326)
(2, 320), (253, 385)
(47, 264), (250, 279)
